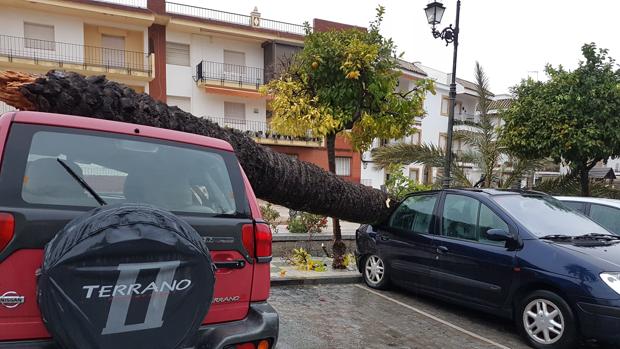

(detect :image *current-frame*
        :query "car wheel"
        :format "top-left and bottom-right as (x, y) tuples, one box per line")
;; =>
(517, 290), (577, 349)
(363, 254), (389, 289)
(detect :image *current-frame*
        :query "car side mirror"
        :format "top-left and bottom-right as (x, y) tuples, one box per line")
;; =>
(485, 228), (514, 242)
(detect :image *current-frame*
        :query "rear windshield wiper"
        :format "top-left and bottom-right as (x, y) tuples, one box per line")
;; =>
(56, 158), (107, 206)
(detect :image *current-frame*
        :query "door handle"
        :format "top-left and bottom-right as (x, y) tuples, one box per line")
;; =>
(436, 246), (449, 254)
(214, 260), (246, 269)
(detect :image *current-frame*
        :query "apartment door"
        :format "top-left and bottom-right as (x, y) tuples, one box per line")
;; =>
(101, 35), (125, 69)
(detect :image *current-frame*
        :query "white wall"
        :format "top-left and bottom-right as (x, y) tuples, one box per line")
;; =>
(166, 30), (267, 119)
(0, 7), (85, 60)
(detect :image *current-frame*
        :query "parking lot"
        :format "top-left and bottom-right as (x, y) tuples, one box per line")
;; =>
(270, 283), (612, 349)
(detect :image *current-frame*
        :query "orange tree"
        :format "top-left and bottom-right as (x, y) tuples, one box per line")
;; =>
(261, 6), (433, 268)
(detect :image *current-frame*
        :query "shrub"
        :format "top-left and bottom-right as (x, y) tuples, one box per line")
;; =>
(385, 164), (433, 200)
(285, 247), (327, 272)
(286, 212), (328, 234)
(260, 203), (280, 233)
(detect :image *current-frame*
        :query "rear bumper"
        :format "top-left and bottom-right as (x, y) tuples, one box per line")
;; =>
(0, 302), (279, 349)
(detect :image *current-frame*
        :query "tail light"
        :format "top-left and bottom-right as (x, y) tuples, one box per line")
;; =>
(254, 223), (272, 259)
(242, 224), (255, 258)
(241, 223), (272, 261)
(0, 213), (15, 252)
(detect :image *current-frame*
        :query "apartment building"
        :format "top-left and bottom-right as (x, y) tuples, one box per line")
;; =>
(361, 63), (482, 189)
(0, 0), (155, 103)
(0, 0), (362, 182)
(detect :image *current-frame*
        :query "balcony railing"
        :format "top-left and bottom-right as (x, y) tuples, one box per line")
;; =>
(196, 61), (264, 89)
(204, 116), (322, 143)
(454, 114), (479, 125)
(165, 2), (309, 36)
(0, 35), (152, 74)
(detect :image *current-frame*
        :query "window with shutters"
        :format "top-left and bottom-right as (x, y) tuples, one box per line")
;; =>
(24, 23), (55, 50)
(101, 35), (125, 68)
(166, 42), (190, 66)
(224, 102), (246, 126)
(223, 50), (246, 75)
(335, 157), (351, 176)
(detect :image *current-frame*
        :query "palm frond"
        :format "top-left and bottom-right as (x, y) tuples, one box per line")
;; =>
(372, 142), (445, 169)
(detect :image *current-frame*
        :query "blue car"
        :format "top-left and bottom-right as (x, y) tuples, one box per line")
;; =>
(355, 189), (620, 349)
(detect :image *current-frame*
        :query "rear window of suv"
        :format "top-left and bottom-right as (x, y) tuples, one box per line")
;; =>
(0, 124), (249, 217)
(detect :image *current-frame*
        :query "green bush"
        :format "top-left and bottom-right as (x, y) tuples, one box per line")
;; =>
(385, 164), (432, 200)
(260, 203), (280, 233)
(285, 248), (327, 272)
(287, 212), (328, 234)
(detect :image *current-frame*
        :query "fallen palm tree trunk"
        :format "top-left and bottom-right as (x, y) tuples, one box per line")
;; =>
(0, 70), (393, 224)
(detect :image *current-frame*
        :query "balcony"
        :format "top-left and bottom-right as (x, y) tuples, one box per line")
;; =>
(165, 2), (309, 36)
(0, 35), (154, 81)
(196, 61), (264, 92)
(204, 116), (323, 148)
(94, 0), (147, 8)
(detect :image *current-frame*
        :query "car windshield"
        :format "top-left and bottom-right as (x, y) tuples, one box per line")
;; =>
(493, 194), (610, 237)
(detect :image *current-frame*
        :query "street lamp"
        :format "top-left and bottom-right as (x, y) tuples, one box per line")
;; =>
(424, 0), (461, 188)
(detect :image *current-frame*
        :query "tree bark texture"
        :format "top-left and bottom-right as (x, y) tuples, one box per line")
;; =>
(326, 132), (346, 269)
(0, 70), (394, 223)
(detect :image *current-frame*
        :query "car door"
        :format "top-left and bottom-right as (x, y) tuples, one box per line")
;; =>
(375, 193), (440, 292)
(588, 204), (620, 235)
(433, 193), (517, 309)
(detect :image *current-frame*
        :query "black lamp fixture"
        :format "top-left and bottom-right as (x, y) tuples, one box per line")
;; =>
(424, 0), (461, 188)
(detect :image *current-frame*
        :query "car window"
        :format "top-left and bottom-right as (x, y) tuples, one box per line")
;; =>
(589, 204), (620, 234)
(388, 194), (437, 234)
(562, 201), (586, 214)
(442, 194), (479, 241)
(478, 204), (509, 245)
(20, 129), (241, 215)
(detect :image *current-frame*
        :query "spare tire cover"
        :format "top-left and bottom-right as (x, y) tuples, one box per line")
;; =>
(38, 203), (215, 349)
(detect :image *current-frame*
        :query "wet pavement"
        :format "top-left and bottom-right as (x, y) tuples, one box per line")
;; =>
(270, 283), (613, 349)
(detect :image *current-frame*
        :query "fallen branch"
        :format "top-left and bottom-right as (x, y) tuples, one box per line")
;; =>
(0, 70), (394, 223)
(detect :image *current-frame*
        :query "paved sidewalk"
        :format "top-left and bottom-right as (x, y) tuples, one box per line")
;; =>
(270, 257), (362, 286)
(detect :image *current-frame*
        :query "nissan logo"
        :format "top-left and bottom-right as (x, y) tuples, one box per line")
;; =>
(0, 291), (25, 309)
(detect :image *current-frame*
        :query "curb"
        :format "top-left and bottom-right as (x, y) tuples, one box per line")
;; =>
(271, 274), (362, 286)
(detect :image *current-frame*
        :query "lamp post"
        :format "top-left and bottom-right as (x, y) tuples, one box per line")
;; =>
(424, 0), (460, 188)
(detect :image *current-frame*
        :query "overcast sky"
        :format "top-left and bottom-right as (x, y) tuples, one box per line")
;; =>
(179, 0), (620, 94)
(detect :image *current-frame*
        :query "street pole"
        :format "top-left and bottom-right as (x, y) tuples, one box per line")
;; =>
(442, 0), (460, 189)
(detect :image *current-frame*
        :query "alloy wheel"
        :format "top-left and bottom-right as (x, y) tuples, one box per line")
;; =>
(522, 298), (565, 345)
(364, 255), (385, 286)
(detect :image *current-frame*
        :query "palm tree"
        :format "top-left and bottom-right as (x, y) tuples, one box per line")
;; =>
(373, 62), (540, 188)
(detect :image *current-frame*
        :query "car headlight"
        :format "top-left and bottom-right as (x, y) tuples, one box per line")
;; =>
(600, 272), (620, 294)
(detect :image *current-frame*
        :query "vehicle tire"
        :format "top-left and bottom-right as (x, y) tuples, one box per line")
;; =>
(362, 254), (389, 289)
(38, 203), (215, 349)
(516, 290), (578, 349)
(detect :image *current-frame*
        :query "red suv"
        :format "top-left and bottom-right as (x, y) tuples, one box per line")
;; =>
(0, 111), (277, 349)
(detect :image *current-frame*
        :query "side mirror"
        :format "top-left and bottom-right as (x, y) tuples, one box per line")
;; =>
(485, 228), (514, 242)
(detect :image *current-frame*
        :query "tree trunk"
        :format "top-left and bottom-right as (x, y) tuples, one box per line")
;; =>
(579, 161), (590, 197)
(0, 70), (395, 224)
(326, 132), (346, 269)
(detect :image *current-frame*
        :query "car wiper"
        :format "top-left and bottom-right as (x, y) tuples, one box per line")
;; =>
(56, 158), (107, 206)
(574, 233), (620, 240)
(539, 234), (574, 241)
